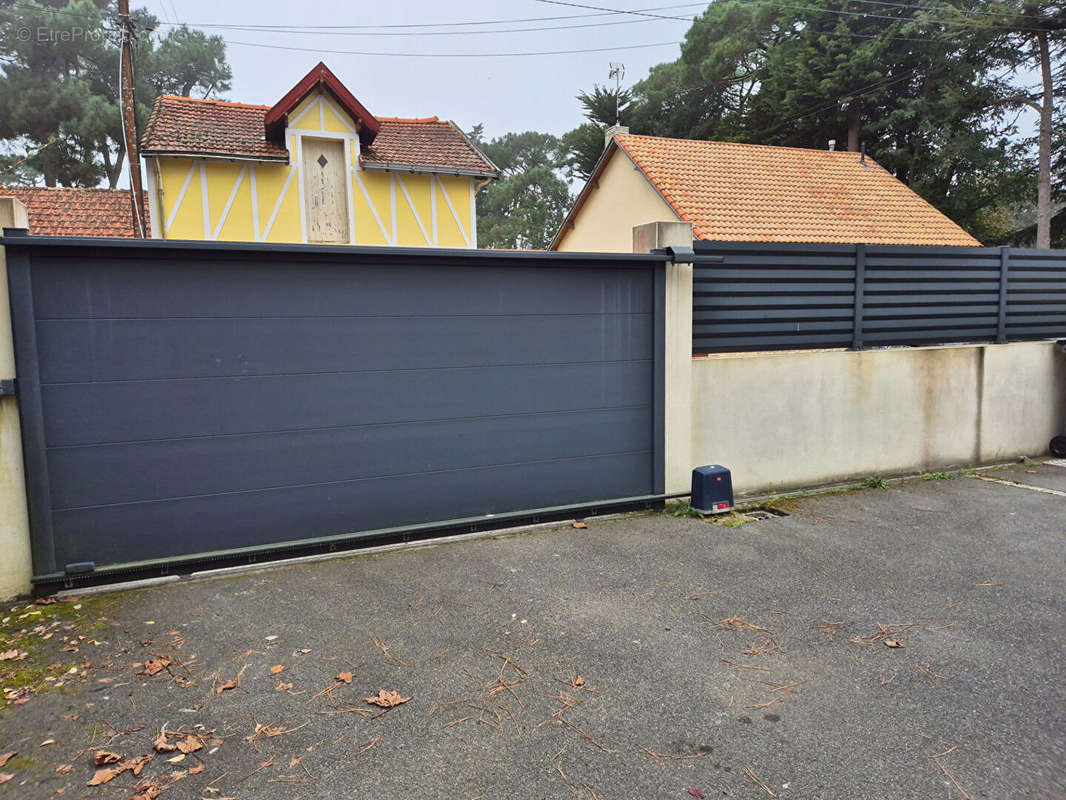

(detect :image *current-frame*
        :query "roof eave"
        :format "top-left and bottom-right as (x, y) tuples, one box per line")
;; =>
(142, 150), (290, 165)
(548, 139), (619, 250)
(360, 161), (499, 179)
(447, 121), (502, 176)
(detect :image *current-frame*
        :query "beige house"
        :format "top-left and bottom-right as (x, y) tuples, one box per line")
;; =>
(551, 128), (979, 252)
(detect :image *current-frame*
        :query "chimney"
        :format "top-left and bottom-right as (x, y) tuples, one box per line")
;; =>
(828, 139), (836, 152)
(604, 124), (629, 150)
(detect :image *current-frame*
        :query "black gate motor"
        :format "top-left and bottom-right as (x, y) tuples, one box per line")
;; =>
(691, 465), (734, 515)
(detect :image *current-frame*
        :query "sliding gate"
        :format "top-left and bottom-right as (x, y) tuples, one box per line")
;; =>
(5, 236), (665, 584)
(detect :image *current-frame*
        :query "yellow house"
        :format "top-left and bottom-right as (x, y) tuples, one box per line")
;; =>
(140, 62), (498, 247)
(552, 128), (980, 251)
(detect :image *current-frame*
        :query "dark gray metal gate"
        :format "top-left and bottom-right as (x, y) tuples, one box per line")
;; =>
(4, 236), (665, 584)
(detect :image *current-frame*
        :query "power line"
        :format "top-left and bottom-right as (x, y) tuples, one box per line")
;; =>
(761, 68), (921, 133)
(4, 0), (706, 31)
(532, 0), (1048, 33)
(181, 13), (690, 38)
(223, 38), (684, 58)
(849, 0), (1058, 22)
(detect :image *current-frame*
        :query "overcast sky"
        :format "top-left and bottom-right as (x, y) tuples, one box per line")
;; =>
(142, 0), (699, 139)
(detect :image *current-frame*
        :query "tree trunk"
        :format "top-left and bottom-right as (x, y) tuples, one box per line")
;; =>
(846, 102), (861, 152)
(101, 145), (121, 190)
(1035, 28), (1052, 249)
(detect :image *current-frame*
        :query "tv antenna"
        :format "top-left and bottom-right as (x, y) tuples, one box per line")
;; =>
(608, 62), (625, 125)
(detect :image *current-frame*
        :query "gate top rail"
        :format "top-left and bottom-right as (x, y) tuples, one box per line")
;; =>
(0, 232), (670, 269)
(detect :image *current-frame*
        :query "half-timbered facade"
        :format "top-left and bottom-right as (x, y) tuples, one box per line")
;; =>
(140, 63), (498, 247)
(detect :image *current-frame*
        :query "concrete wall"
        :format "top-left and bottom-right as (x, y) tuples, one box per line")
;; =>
(555, 146), (680, 253)
(632, 222), (694, 494)
(0, 198), (33, 599)
(690, 341), (1066, 495)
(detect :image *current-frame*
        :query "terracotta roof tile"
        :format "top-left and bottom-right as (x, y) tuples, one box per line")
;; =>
(141, 96), (497, 176)
(141, 96), (288, 161)
(0, 186), (145, 237)
(362, 118), (498, 175)
(612, 135), (979, 246)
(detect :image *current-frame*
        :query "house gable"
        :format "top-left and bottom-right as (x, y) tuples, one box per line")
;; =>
(264, 62), (379, 147)
(553, 141), (680, 253)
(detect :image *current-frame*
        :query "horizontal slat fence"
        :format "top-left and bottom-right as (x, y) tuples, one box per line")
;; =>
(692, 241), (1066, 354)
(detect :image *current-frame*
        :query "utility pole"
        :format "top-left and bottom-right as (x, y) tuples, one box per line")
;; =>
(118, 0), (146, 238)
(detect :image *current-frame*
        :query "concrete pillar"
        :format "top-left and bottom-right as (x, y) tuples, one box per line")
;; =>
(634, 221), (694, 495)
(0, 198), (33, 599)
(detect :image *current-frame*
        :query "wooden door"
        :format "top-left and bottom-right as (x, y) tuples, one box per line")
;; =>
(301, 138), (349, 244)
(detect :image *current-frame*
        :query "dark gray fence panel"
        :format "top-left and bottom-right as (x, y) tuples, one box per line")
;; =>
(693, 241), (1066, 354)
(693, 241), (856, 353)
(7, 238), (665, 579)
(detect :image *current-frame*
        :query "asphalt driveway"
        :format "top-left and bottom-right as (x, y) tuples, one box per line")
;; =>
(1, 461), (1063, 799)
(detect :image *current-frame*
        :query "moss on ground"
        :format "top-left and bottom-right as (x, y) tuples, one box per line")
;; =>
(0, 594), (118, 712)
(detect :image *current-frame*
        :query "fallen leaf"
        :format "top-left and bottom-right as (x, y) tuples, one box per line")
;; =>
(0, 753), (14, 768)
(884, 640), (905, 648)
(0, 773), (11, 785)
(265, 635), (279, 641)
(35, 597), (56, 605)
(39, 739), (55, 747)
(56, 764), (73, 774)
(137, 657), (171, 676)
(89, 755), (152, 785)
(0, 650), (25, 661)
(275, 681), (292, 691)
(177, 736), (202, 754)
(688, 790), (705, 799)
(215, 679), (237, 694)
(299, 648), (311, 654)
(189, 763), (205, 775)
(93, 750), (123, 766)
(572, 522), (588, 529)
(166, 754), (185, 764)
(365, 689), (411, 708)
(570, 675), (586, 688)
(336, 672), (353, 684)
(128, 781), (163, 800)
(87, 765), (126, 786)
(269, 664), (285, 675)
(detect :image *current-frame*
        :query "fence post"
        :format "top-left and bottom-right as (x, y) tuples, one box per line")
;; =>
(852, 243), (866, 351)
(0, 200), (34, 599)
(634, 221), (694, 495)
(997, 246), (1010, 345)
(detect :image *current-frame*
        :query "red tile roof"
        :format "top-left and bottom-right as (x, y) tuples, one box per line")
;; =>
(554, 135), (980, 248)
(141, 96), (288, 161)
(0, 186), (146, 237)
(362, 118), (499, 175)
(141, 96), (498, 176)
